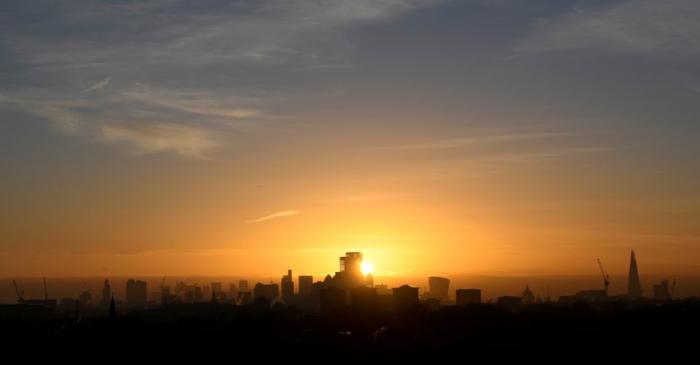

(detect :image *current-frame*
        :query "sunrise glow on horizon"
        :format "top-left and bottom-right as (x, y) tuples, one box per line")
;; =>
(1, 0), (699, 279)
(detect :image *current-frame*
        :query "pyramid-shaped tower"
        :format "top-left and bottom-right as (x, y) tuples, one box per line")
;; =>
(627, 250), (642, 298)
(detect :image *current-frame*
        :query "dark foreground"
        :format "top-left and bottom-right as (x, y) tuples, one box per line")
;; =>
(2, 300), (698, 361)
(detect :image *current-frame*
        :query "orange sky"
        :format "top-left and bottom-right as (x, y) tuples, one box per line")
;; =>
(2, 0), (700, 279)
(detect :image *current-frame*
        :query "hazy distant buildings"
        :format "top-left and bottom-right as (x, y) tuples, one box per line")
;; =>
(573, 289), (607, 302)
(298, 275), (313, 297)
(160, 285), (176, 306)
(628, 250), (642, 298)
(521, 285), (535, 304)
(211, 282), (222, 297)
(653, 279), (672, 301)
(101, 279), (112, 307)
(281, 270), (294, 304)
(229, 283), (237, 297)
(427, 277), (450, 302)
(126, 279), (147, 308)
(456, 289), (481, 305)
(194, 286), (203, 302)
(79, 290), (92, 306)
(239, 280), (249, 292)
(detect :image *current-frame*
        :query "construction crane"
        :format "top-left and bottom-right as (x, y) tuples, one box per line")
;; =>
(12, 280), (24, 303)
(597, 258), (610, 294)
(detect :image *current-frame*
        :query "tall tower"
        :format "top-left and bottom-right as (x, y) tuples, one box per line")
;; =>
(627, 250), (642, 298)
(281, 269), (294, 304)
(101, 280), (112, 307)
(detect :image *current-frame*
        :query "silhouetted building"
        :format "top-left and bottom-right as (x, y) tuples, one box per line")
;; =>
(628, 250), (642, 298)
(312, 252), (374, 292)
(428, 277), (450, 302)
(126, 279), (147, 308)
(393, 285), (419, 311)
(320, 287), (346, 314)
(521, 285), (535, 304)
(101, 279), (111, 307)
(653, 279), (672, 301)
(350, 286), (378, 312)
(253, 283), (279, 302)
(298, 275), (313, 297)
(281, 270), (294, 304)
(340, 252), (362, 277)
(332, 252), (372, 289)
(456, 289), (481, 305)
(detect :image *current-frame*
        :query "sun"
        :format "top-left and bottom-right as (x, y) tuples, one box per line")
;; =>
(361, 261), (374, 275)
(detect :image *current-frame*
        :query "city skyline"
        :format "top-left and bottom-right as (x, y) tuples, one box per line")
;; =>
(5, 249), (697, 305)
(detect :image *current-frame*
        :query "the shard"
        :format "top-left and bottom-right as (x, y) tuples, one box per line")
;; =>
(627, 250), (642, 298)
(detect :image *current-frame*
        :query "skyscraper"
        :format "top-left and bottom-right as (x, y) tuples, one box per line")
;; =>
(428, 276), (450, 302)
(335, 252), (371, 289)
(101, 279), (112, 307)
(628, 250), (642, 298)
(281, 269), (294, 304)
(298, 275), (313, 297)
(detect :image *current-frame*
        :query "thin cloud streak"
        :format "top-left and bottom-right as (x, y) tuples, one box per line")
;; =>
(83, 77), (111, 92)
(246, 210), (301, 224)
(367, 131), (578, 151)
(517, 0), (700, 55)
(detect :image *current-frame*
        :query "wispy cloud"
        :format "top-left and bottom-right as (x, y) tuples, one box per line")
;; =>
(1, 0), (439, 158)
(246, 210), (301, 224)
(99, 122), (217, 158)
(83, 77), (111, 92)
(1, 89), (219, 158)
(517, 0), (700, 55)
(118, 86), (264, 121)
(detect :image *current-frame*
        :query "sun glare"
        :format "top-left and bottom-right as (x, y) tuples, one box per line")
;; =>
(361, 261), (374, 275)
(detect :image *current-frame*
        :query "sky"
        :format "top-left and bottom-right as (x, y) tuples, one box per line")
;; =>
(1, 0), (699, 279)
